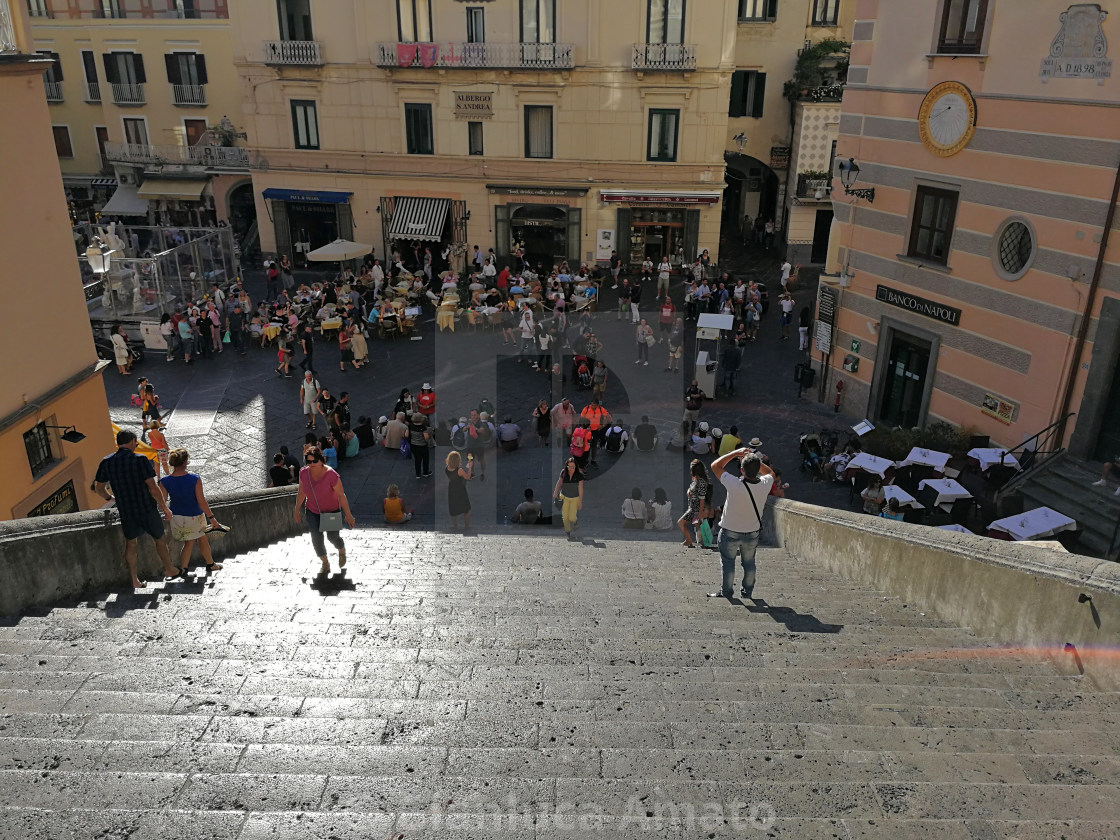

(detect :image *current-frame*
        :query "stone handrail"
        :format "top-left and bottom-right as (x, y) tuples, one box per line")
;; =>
(374, 41), (573, 69)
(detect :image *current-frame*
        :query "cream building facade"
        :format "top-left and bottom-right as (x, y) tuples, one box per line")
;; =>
(1, 0), (116, 520)
(27, 0), (255, 239)
(823, 0), (1120, 462)
(233, 0), (856, 273)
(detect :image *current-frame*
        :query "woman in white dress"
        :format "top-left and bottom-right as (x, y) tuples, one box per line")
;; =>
(111, 324), (132, 374)
(646, 487), (674, 530)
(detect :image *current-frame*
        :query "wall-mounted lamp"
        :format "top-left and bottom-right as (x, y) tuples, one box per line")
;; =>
(84, 236), (117, 274)
(45, 425), (86, 444)
(838, 157), (876, 203)
(463, 209), (472, 222)
(732, 132), (748, 154)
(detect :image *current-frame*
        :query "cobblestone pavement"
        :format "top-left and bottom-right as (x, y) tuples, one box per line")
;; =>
(104, 237), (860, 529)
(1, 530), (1118, 837)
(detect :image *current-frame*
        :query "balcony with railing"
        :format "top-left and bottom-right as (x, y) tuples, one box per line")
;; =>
(171, 83), (206, 106)
(84, 81), (102, 102)
(1, 2), (17, 53)
(631, 43), (697, 71)
(111, 82), (145, 105)
(262, 40), (323, 65)
(796, 173), (832, 199)
(44, 79), (63, 101)
(374, 41), (574, 70)
(104, 141), (249, 170)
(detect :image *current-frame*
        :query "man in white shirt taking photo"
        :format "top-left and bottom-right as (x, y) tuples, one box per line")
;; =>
(707, 447), (774, 601)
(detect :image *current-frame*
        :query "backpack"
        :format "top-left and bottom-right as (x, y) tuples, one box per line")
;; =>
(451, 425), (468, 450)
(570, 431), (587, 456)
(605, 429), (623, 452)
(476, 423), (493, 445)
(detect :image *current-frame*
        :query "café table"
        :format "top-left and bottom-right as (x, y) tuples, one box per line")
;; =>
(883, 484), (922, 509)
(262, 323), (283, 343)
(319, 317), (343, 338)
(844, 452), (895, 479)
(917, 478), (973, 508)
(469, 282), (484, 291)
(436, 306), (456, 332)
(986, 506), (1076, 542)
(900, 447), (951, 472)
(938, 523), (972, 534)
(968, 447), (1021, 472)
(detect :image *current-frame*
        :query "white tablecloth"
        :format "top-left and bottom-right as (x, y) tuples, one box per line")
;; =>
(918, 478), (973, 507)
(968, 447), (1021, 471)
(846, 452), (894, 478)
(987, 507), (1076, 541)
(938, 523), (972, 534)
(884, 485), (922, 509)
(900, 447), (951, 471)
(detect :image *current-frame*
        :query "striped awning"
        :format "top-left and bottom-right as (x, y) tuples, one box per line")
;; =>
(91, 178), (118, 188)
(389, 196), (450, 242)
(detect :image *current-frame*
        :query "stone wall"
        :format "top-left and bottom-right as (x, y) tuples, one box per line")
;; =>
(767, 498), (1120, 691)
(0, 488), (301, 616)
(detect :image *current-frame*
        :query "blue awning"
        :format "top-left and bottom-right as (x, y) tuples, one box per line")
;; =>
(262, 188), (352, 204)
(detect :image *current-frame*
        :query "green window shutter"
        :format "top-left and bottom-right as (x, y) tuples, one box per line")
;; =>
(729, 70), (746, 118)
(752, 72), (767, 118)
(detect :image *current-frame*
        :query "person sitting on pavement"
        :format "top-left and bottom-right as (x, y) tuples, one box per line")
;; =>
(354, 416), (376, 449)
(622, 487), (648, 530)
(384, 412), (409, 451)
(718, 425), (742, 456)
(633, 416), (658, 452)
(690, 422), (714, 455)
(497, 417), (522, 452)
(646, 487), (674, 531)
(511, 488), (544, 524)
(603, 424), (629, 455)
(383, 484), (413, 524)
(667, 420), (691, 451)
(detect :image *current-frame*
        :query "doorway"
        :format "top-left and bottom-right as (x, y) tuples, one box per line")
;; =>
(811, 208), (833, 264)
(184, 118), (207, 147)
(510, 205), (568, 270)
(1094, 353), (1120, 461)
(879, 333), (931, 429)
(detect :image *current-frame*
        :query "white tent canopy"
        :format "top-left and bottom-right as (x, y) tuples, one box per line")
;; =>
(306, 239), (373, 261)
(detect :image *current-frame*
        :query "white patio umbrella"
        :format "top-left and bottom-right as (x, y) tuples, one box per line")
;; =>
(306, 238), (374, 262)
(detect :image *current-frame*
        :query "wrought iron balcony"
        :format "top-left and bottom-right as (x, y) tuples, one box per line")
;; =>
(0, 2), (17, 53)
(85, 81), (102, 102)
(796, 174), (831, 199)
(262, 40), (323, 66)
(632, 43), (697, 71)
(374, 41), (574, 70)
(44, 79), (63, 102)
(111, 82), (145, 105)
(171, 83), (206, 106)
(103, 141), (250, 170)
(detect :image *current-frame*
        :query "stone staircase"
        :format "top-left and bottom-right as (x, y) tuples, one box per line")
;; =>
(2, 529), (1119, 839)
(1008, 453), (1120, 557)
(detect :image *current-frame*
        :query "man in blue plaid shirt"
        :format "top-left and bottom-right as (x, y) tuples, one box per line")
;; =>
(94, 429), (179, 588)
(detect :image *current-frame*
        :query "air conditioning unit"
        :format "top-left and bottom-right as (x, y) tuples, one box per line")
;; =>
(117, 170), (137, 186)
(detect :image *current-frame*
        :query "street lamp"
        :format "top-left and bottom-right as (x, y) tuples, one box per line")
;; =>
(838, 158), (876, 203)
(84, 236), (117, 274)
(44, 425), (87, 444)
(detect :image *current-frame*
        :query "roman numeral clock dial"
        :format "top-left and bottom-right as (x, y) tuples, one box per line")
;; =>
(918, 81), (978, 157)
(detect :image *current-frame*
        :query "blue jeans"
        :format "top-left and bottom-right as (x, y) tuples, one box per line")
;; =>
(718, 527), (759, 597)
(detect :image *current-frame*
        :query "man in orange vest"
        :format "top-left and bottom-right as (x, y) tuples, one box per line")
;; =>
(580, 397), (611, 466)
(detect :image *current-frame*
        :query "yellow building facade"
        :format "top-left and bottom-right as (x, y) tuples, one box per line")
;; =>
(27, 0), (254, 236)
(232, 0), (857, 272)
(823, 0), (1120, 460)
(1, 0), (116, 519)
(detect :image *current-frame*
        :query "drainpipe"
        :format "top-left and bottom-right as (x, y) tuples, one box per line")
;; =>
(1055, 152), (1120, 445)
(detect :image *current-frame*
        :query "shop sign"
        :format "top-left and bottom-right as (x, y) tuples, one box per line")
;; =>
(770, 146), (791, 169)
(1040, 4), (1112, 82)
(876, 284), (961, 326)
(488, 184), (588, 197)
(814, 322), (832, 354)
(454, 91), (494, 119)
(817, 285), (838, 326)
(27, 480), (78, 518)
(981, 393), (1018, 425)
(600, 191), (720, 205)
(596, 229), (615, 260)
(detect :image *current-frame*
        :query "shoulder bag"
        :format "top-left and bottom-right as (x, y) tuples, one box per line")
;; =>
(308, 472), (344, 531)
(744, 478), (764, 534)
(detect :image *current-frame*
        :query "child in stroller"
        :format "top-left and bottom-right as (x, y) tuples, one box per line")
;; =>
(799, 433), (827, 481)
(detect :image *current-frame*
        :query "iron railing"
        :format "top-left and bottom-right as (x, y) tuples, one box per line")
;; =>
(374, 41), (573, 69)
(262, 40), (323, 65)
(44, 79), (63, 101)
(84, 81), (102, 102)
(171, 83), (206, 106)
(631, 43), (697, 71)
(0, 2), (17, 53)
(796, 174), (831, 199)
(994, 412), (1076, 500)
(103, 141), (250, 169)
(111, 82), (145, 105)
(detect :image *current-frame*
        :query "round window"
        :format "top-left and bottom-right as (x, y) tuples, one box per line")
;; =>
(994, 220), (1035, 280)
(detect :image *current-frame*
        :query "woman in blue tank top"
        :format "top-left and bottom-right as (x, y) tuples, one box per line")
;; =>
(160, 448), (227, 577)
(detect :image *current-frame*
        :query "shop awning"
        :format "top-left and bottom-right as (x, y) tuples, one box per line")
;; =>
(599, 189), (722, 205)
(137, 178), (208, 200)
(262, 187), (353, 204)
(389, 196), (450, 242)
(100, 183), (149, 216)
(91, 177), (118, 188)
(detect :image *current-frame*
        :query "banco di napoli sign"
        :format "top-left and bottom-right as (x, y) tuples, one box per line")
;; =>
(876, 285), (962, 327)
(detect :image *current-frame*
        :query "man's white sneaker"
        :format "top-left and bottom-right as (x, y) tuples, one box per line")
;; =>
(1092, 479), (1107, 486)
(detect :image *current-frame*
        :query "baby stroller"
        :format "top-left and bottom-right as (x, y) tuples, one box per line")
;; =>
(574, 355), (592, 390)
(799, 432), (827, 481)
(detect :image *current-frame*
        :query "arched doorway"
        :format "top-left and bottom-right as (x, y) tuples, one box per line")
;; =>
(721, 153), (779, 244)
(226, 182), (258, 260)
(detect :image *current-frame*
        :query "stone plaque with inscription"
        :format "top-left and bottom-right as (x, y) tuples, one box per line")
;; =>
(1041, 4), (1112, 82)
